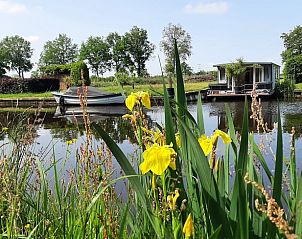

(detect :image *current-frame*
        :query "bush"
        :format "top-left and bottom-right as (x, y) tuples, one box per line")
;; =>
(39, 61), (90, 86)
(275, 79), (295, 98)
(0, 77), (59, 94)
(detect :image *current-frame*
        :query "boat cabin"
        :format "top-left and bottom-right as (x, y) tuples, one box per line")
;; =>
(209, 62), (280, 95)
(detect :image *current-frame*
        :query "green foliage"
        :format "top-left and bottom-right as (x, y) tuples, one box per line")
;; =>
(79, 36), (111, 76)
(222, 58), (246, 85)
(40, 61), (90, 86)
(160, 23), (192, 75)
(181, 61), (193, 76)
(283, 54), (302, 83)
(69, 61), (90, 86)
(0, 35), (33, 78)
(124, 26), (155, 77)
(1, 41), (302, 239)
(281, 25), (302, 62)
(281, 25), (302, 88)
(275, 78), (295, 98)
(107, 32), (131, 73)
(39, 33), (78, 66)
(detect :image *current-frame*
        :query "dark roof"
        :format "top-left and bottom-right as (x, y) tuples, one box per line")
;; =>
(213, 62), (280, 67)
(65, 86), (112, 97)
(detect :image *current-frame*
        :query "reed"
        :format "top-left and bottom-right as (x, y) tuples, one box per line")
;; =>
(0, 42), (301, 238)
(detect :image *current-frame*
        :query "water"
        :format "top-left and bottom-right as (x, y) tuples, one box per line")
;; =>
(1, 100), (302, 174)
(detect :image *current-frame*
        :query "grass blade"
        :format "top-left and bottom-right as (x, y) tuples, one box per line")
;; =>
(295, 174), (302, 235)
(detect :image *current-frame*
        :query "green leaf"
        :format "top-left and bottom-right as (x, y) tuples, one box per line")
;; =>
(197, 93), (205, 135)
(295, 173), (302, 235)
(118, 202), (129, 239)
(174, 111), (232, 236)
(249, 135), (273, 183)
(272, 104), (283, 203)
(209, 225), (222, 239)
(174, 40), (187, 117)
(229, 97), (249, 239)
(92, 123), (162, 238)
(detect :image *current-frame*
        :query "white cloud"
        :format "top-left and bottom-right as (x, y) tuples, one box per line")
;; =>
(0, 0), (27, 14)
(25, 35), (40, 43)
(184, 1), (229, 15)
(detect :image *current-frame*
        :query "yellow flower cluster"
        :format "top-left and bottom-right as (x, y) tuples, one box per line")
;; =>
(125, 91), (151, 111)
(140, 143), (176, 175)
(66, 138), (77, 145)
(198, 129), (232, 156)
(1, 127), (9, 132)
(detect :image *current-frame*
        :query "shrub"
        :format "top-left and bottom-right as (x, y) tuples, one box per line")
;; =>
(275, 78), (295, 98)
(39, 61), (90, 86)
(0, 77), (59, 93)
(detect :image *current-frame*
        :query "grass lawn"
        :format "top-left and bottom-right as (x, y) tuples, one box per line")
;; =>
(0, 81), (213, 99)
(295, 83), (302, 90)
(0, 92), (53, 99)
(102, 81), (213, 95)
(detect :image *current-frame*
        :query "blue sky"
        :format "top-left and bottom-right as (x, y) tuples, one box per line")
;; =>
(1, 0), (302, 76)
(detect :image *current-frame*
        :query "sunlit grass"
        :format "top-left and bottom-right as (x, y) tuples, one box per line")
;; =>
(101, 81), (213, 95)
(295, 82), (302, 90)
(0, 92), (53, 98)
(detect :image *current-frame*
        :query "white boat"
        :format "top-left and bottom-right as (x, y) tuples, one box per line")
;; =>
(52, 86), (125, 105)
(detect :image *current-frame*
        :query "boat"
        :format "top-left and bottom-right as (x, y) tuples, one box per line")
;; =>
(52, 86), (125, 105)
(53, 105), (128, 123)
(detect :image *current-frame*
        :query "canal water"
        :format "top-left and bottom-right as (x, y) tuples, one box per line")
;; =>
(1, 100), (302, 185)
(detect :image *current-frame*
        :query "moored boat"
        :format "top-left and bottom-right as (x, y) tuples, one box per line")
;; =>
(52, 86), (125, 105)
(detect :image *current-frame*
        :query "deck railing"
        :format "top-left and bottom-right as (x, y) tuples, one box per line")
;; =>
(209, 82), (272, 94)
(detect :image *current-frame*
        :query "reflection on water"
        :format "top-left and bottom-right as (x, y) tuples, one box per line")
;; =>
(0, 100), (302, 160)
(1, 100), (302, 199)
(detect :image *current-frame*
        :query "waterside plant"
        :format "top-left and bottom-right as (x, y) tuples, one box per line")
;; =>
(0, 42), (301, 238)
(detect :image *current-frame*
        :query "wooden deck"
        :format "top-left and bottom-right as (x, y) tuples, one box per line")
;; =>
(207, 92), (274, 101)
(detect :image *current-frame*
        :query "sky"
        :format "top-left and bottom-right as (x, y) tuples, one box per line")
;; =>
(1, 0), (302, 76)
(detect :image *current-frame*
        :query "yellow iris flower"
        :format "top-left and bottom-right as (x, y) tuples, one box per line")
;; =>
(175, 132), (181, 148)
(167, 189), (180, 210)
(198, 129), (232, 156)
(66, 139), (77, 145)
(125, 91), (151, 111)
(140, 143), (176, 175)
(2, 127), (8, 132)
(183, 213), (194, 238)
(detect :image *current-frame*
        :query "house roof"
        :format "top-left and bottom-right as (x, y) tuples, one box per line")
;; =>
(213, 62), (280, 67)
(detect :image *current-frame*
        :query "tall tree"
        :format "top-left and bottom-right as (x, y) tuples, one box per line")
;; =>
(281, 25), (302, 62)
(107, 32), (131, 73)
(124, 26), (155, 77)
(160, 23), (192, 74)
(80, 36), (111, 77)
(0, 35), (33, 78)
(281, 25), (302, 83)
(39, 33), (78, 66)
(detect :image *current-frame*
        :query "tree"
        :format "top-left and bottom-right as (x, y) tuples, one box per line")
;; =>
(281, 25), (302, 62)
(39, 33), (78, 66)
(0, 49), (8, 76)
(283, 55), (302, 83)
(80, 36), (111, 77)
(107, 32), (131, 73)
(223, 58), (246, 86)
(0, 35), (33, 78)
(281, 26), (302, 84)
(124, 26), (155, 77)
(160, 23), (192, 74)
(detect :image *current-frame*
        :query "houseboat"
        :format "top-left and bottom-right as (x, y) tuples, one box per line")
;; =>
(208, 62), (280, 99)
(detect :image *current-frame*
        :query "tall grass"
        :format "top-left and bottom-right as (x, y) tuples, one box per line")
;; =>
(0, 42), (301, 238)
